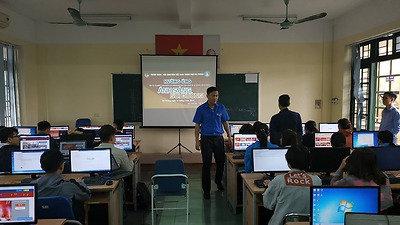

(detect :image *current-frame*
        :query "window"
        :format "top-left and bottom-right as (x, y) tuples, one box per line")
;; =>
(0, 43), (20, 126)
(351, 32), (400, 138)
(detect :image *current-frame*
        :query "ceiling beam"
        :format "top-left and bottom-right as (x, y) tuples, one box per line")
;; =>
(176, 0), (191, 29)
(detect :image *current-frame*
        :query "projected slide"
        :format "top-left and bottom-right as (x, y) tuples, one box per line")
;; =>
(141, 55), (217, 127)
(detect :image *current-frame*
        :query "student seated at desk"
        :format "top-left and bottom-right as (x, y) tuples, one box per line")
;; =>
(378, 130), (397, 147)
(244, 122), (278, 173)
(263, 145), (321, 225)
(302, 120), (318, 148)
(330, 132), (346, 148)
(96, 125), (134, 172)
(113, 119), (124, 135)
(330, 148), (393, 211)
(34, 150), (91, 222)
(0, 127), (20, 172)
(37, 120), (58, 150)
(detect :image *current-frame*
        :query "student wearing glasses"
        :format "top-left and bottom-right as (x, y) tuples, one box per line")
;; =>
(379, 91), (400, 144)
(0, 127), (20, 172)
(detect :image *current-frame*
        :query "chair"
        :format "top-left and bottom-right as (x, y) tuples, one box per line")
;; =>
(37, 196), (83, 225)
(75, 118), (91, 128)
(283, 213), (310, 225)
(151, 159), (189, 225)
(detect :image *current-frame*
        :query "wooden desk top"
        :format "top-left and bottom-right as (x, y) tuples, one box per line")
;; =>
(225, 152), (245, 164)
(0, 174), (119, 192)
(241, 173), (268, 194)
(285, 222), (308, 225)
(37, 219), (66, 225)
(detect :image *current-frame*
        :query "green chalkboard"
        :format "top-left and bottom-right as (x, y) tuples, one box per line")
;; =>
(112, 74), (142, 122)
(216, 74), (258, 121)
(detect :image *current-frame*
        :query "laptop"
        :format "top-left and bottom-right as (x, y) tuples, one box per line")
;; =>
(311, 186), (380, 225)
(102, 155), (132, 180)
(0, 183), (38, 224)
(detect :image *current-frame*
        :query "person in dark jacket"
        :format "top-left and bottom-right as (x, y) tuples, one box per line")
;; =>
(0, 127), (20, 172)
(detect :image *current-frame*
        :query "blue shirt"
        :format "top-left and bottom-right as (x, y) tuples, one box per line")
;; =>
(193, 102), (229, 136)
(244, 141), (279, 173)
(379, 106), (400, 143)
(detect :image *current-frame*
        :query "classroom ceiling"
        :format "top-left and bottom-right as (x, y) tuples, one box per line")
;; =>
(0, 0), (371, 28)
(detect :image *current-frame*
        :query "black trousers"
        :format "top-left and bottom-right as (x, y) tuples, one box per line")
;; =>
(200, 135), (225, 193)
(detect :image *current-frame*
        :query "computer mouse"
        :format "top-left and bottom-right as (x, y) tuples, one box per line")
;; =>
(106, 180), (113, 185)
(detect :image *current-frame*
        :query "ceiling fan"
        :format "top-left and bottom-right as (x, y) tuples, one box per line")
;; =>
(50, 0), (117, 27)
(250, 0), (327, 30)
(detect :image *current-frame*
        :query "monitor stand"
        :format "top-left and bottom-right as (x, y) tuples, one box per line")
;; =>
(320, 172), (332, 185)
(21, 174), (40, 184)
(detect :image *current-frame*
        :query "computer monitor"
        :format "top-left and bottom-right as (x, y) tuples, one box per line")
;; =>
(311, 186), (380, 225)
(252, 148), (290, 175)
(233, 133), (257, 151)
(59, 134), (94, 148)
(309, 147), (351, 176)
(352, 131), (379, 148)
(59, 141), (86, 156)
(14, 126), (36, 136)
(319, 122), (338, 132)
(19, 135), (50, 151)
(0, 184), (38, 224)
(122, 125), (135, 139)
(69, 148), (112, 174)
(49, 125), (69, 139)
(79, 125), (101, 139)
(229, 124), (243, 136)
(371, 146), (400, 171)
(114, 134), (133, 151)
(345, 213), (400, 225)
(314, 132), (334, 148)
(11, 151), (45, 175)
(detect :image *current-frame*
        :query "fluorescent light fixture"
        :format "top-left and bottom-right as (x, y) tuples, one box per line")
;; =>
(80, 13), (132, 21)
(242, 15), (297, 22)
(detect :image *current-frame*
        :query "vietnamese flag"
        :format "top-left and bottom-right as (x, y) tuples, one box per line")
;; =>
(155, 35), (203, 55)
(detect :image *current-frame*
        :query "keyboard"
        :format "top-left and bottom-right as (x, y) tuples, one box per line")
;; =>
(103, 170), (132, 180)
(83, 177), (106, 186)
(254, 179), (266, 188)
(232, 155), (245, 159)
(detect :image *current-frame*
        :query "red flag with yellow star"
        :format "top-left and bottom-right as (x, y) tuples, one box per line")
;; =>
(155, 35), (203, 55)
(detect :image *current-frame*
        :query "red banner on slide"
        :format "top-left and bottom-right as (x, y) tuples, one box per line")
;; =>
(155, 35), (203, 55)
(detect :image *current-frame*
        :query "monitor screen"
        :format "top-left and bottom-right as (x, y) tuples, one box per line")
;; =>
(233, 133), (257, 151)
(114, 134), (133, 151)
(49, 126), (69, 139)
(309, 147), (350, 173)
(371, 147), (400, 171)
(11, 151), (45, 175)
(319, 123), (338, 132)
(311, 186), (380, 225)
(79, 126), (101, 138)
(229, 124), (243, 136)
(315, 132), (334, 148)
(14, 126), (36, 136)
(122, 125), (135, 139)
(302, 123), (306, 135)
(0, 184), (37, 224)
(59, 141), (86, 156)
(252, 148), (290, 173)
(19, 135), (50, 151)
(69, 148), (112, 173)
(352, 131), (379, 148)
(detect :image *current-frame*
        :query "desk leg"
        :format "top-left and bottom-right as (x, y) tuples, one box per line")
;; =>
(227, 160), (238, 214)
(242, 181), (246, 225)
(133, 159), (141, 211)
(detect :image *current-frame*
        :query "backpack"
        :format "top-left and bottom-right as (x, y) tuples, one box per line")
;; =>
(136, 182), (151, 210)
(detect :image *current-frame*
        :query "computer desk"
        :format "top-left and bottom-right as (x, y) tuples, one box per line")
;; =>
(0, 174), (123, 225)
(127, 151), (141, 210)
(225, 152), (244, 214)
(241, 173), (400, 225)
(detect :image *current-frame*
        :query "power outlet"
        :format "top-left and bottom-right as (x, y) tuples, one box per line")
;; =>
(331, 98), (339, 104)
(315, 100), (322, 109)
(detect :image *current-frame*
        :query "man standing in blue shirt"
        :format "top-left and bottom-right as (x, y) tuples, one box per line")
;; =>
(379, 91), (400, 144)
(193, 87), (232, 199)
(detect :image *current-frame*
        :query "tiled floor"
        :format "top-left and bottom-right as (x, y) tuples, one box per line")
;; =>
(123, 164), (242, 225)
